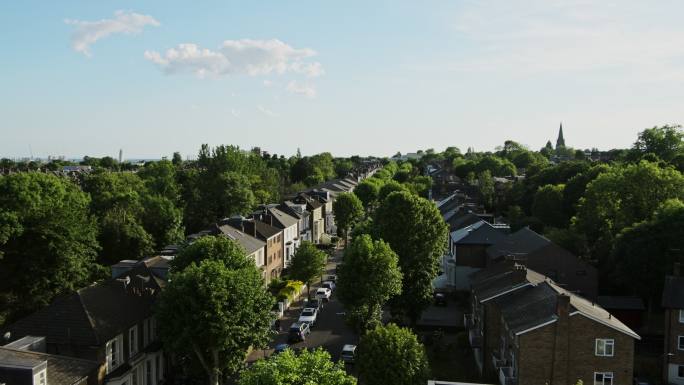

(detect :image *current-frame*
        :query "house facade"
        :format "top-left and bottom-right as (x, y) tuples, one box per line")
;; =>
(4, 263), (168, 385)
(252, 205), (300, 268)
(288, 194), (324, 244)
(466, 264), (639, 385)
(662, 264), (684, 385)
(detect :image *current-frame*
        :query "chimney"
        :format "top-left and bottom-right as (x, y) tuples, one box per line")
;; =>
(556, 293), (571, 318)
(674, 262), (681, 277)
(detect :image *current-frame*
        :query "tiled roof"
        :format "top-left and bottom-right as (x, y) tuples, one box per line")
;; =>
(662, 275), (684, 308)
(6, 264), (160, 346)
(267, 207), (299, 228)
(0, 347), (98, 385)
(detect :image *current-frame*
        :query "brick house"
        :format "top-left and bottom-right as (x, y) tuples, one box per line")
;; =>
(287, 194), (325, 244)
(221, 217), (283, 282)
(3, 262), (168, 385)
(466, 264), (639, 385)
(252, 204), (300, 268)
(662, 263), (684, 385)
(486, 227), (598, 299)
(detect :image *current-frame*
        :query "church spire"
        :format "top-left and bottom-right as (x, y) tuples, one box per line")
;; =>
(556, 122), (565, 148)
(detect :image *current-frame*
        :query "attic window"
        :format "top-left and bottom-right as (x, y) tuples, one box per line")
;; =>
(33, 368), (46, 385)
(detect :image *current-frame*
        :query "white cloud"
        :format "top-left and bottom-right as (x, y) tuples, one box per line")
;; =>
(263, 79), (273, 87)
(145, 39), (323, 79)
(449, 0), (684, 80)
(65, 10), (159, 56)
(257, 105), (278, 117)
(286, 80), (317, 98)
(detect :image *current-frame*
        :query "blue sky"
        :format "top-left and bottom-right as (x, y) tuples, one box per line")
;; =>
(2, 0), (684, 159)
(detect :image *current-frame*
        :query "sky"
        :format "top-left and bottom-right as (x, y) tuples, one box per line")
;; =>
(1, 0), (684, 159)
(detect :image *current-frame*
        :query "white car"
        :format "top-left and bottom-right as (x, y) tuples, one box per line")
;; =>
(322, 280), (336, 291)
(315, 287), (332, 301)
(341, 344), (356, 364)
(298, 307), (318, 326)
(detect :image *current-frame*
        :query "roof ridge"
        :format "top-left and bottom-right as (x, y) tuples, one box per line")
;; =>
(75, 290), (100, 345)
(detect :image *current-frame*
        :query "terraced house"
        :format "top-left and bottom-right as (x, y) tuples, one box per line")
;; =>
(662, 264), (684, 385)
(465, 263), (639, 385)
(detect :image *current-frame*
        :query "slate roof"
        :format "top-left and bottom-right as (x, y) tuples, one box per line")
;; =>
(264, 207), (299, 229)
(447, 212), (485, 231)
(495, 283), (558, 335)
(451, 221), (509, 246)
(0, 347), (98, 385)
(662, 275), (684, 308)
(214, 224), (266, 255)
(6, 264), (160, 346)
(471, 266), (546, 302)
(486, 227), (551, 259)
(252, 220), (282, 239)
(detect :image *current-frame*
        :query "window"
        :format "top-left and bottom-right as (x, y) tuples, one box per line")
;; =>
(129, 325), (138, 356)
(145, 359), (153, 385)
(678, 365), (684, 378)
(595, 339), (614, 357)
(679, 309), (684, 323)
(155, 355), (161, 383)
(679, 335), (684, 350)
(594, 372), (613, 385)
(132, 365), (140, 385)
(34, 369), (46, 385)
(106, 335), (124, 372)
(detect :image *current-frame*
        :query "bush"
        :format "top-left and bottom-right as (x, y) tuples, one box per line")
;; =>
(277, 280), (304, 302)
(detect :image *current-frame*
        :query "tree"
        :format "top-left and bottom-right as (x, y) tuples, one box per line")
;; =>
(171, 235), (252, 271)
(332, 192), (364, 242)
(358, 324), (429, 385)
(354, 179), (382, 211)
(373, 191), (448, 324)
(532, 184), (567, 228)
(334, 159), (354, 179)
(287, 241), (327, 296)
(573, 161), (684, 259)
(337, 235), (402, 332)
(0, 173), (101, 325)
(238, 348), (356, 385)
(633, 125), (683, 162)
(477, 170), (495, 209)
(156, 258), (274, 385)
(172, 151), (183, 166)
(378, 180), (409, 201)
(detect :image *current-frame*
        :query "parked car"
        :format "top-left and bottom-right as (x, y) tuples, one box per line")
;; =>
(273, 343), (289, 355)
(434, 292), (447, 306)
(315, 287), (332, 301)
(326, 274), (337, 283)
(298, 307), (318, 326)
(288, 322), (311, 343)
(322, 281), (336, 291)
(340, 344), (356, 364)
(306, 297), (324, 311)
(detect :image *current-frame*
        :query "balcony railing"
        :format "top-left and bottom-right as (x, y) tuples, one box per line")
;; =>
(463, 313), (476, 329)
(468, 328), (482, 348)
(499, 367), (517, 385)
(491, 351), (507, 369)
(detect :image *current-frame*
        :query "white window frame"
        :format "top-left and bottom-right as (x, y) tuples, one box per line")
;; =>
(595, 338), (615, 357)
(34, 368), (46, 385)
(678, 335), (684, 351)
(679, 309), (684, 323)
(106, 335), (124, 373)
(594, 372), (614, 385)
(129, 325), (138, 357)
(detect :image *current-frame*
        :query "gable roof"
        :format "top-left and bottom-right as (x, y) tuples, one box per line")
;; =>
(451, 221), (509, 246)
(0, 346), (98, 385)
(486, 227), (551, 259)
(264, 207), (298, 228)
(214, 224), (266, 255)
(495, 283), (559, 335)
(662, 275), (684, 308)
(6, 264), (161, 347)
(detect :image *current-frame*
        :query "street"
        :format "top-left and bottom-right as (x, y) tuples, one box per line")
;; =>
(247, 247), (358, 363)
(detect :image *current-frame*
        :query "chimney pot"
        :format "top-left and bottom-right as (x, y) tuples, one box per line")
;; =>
(556, 293), (570, 318)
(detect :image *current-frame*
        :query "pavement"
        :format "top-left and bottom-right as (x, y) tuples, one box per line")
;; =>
(247, 247), (358, 363)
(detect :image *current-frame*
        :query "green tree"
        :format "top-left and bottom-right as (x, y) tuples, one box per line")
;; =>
(238, 348), (356, 385)
(0, 173), (101, 325)
(333, 192), (364, 242)
(156, 258), (274, 385)
(532, 184), (567, 228)
(172, 235), (252, 271)
(378, 180), (409, 201)
(334, 159), (354, 179)
(373, 191), (448, 324)
(354, 179), (382, 211)
(477, 170), (495, 209)
(573, 161), (684, 259)
(337, 235), (402, 332)
(287, 241), (327, 295)
(633, 125), (683, 162)
(358, 324), (430, 385)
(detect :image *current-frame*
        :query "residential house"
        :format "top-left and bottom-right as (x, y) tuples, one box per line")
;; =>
(486, 227), (598, 299)
(279, 201), (312, 244)
(306, 190), (336, 236)
(252, 205), (300, 268)
(288, 194), (325, 244)
(662, 263), (684, 385)
(445, 220), (509, 290)
(1, 338), (99, 385)
(4, 263), (167, 385)
(209, 220), (268, 279)
(466, 264), (639, 385)
(222, 217), (284, 281)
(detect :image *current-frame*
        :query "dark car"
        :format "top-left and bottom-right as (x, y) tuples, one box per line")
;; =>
(288, 321), (311, 343)
(273, 343), (290, 355)
(306, 297), (324, 311)
(434, 292), (447, 306)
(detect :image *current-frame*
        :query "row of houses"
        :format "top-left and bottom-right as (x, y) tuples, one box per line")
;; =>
(435, 188), (684, 385)
(0, 167), (380, 385)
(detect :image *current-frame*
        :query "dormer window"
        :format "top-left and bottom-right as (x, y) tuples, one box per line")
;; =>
(106, 335), (124, 372)
(33, 368), (46, 385)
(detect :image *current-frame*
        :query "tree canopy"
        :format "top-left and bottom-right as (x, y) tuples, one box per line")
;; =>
(287, 241), (327, 294)
(332, 192), (364, 241)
